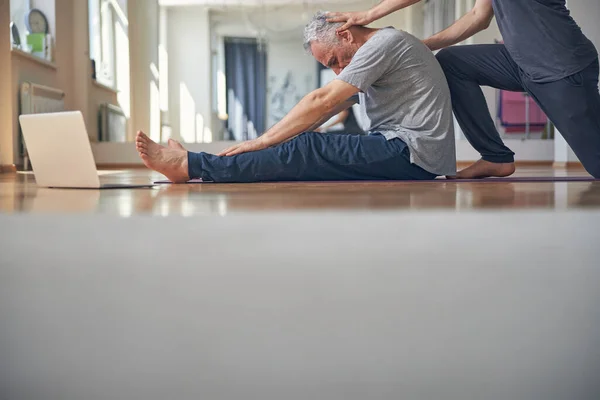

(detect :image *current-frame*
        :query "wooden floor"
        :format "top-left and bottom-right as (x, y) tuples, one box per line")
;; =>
(1, 166), (599, 215)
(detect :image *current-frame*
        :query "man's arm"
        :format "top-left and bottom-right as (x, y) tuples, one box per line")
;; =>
(261, 81), (359, 146)
(308, 99), (355, 132)
(327, 0), (421, 32)
(219, 80), (359, 156)
(423, 0), (494, 51)
(315, 109), (350, 132)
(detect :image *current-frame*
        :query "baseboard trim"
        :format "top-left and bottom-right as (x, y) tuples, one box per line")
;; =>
(553, 161), (585, 169)
(0, 164), (17, 173)
(457, 161), (553, 168)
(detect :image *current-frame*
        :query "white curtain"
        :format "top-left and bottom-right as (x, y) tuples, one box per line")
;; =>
(423, 0), (456, 38)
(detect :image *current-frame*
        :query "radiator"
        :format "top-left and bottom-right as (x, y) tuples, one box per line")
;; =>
(98, 103), (127, 142)
(19, 82), (65, 168)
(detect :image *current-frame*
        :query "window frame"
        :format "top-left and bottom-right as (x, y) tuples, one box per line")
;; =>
(89, 0), (118, 89)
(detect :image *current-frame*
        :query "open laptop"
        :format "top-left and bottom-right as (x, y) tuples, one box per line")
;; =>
(19, 111), (154, 189)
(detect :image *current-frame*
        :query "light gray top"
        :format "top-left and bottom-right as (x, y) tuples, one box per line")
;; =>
(337, 27), (456, 176)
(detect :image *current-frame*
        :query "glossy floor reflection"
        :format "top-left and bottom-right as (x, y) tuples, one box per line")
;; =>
(1, 167), (599, 215)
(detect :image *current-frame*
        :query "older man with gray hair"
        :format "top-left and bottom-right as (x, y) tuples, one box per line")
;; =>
(135, 12), (456, 183)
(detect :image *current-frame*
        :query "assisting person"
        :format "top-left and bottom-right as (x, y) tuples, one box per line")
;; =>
(328, 0), (600, 178)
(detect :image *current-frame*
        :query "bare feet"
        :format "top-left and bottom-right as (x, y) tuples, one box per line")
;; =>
(456, 159), (516, 179)
(135, 131), (190, 183)
(167, 139), (186, 151)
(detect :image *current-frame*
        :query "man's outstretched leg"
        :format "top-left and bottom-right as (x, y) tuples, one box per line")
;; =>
(190, 132), (436, 182)
(135, 131), (190, 183)
(137, 131), (437, 183)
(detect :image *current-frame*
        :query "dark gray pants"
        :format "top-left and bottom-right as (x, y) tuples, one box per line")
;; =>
(436, 44), (600, 178)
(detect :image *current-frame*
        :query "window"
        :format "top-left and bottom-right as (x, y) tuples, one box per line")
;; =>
(89, 0), (128, 90)
(10, 0), (29, 48)
(10, 0), (55, 61)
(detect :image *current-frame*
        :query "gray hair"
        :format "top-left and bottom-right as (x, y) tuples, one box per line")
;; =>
(303, 11), (343, 54)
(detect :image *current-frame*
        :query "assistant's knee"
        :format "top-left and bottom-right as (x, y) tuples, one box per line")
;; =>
(435, 48), (460, 70)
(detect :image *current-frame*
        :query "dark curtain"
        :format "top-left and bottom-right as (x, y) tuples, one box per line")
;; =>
(224, 38), (267, 141)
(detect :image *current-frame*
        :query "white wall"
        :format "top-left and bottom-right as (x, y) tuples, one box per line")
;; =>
(266, 37), (317, 129)
(167, 6), (211, 143)
(1, 0), (14, 167)
(129, 0), (160, 141)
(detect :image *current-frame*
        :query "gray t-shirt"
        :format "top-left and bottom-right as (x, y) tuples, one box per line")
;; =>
(493, 0), (597, 83)
(336, 27), (456, 176)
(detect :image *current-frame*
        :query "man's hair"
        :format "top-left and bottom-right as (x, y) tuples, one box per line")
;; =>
(303, 11), (343, 54)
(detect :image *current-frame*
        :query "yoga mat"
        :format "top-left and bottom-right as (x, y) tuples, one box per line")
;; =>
(154, 176), (599, 184)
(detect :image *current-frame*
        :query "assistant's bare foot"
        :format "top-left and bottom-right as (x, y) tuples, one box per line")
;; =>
(136, 131), (189, 183)
(456, 159), (515, 179)
(167, 139), (186, 151)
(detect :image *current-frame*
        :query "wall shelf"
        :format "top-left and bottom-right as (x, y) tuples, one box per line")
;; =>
(11, 49), (57, 70)
(92, 79), (119, 94)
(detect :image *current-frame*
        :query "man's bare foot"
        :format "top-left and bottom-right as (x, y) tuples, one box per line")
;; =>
(167, 139), (186, 151)
(135, 131), (190, 183)
(456, 159), (516, 179)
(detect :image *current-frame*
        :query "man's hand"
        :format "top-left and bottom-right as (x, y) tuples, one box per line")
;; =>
(326, 11), (373, 32)
(218, 137), (268, 157)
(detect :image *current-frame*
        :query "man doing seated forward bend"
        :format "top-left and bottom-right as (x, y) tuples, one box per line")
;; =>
(135, 12), (456, 183)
